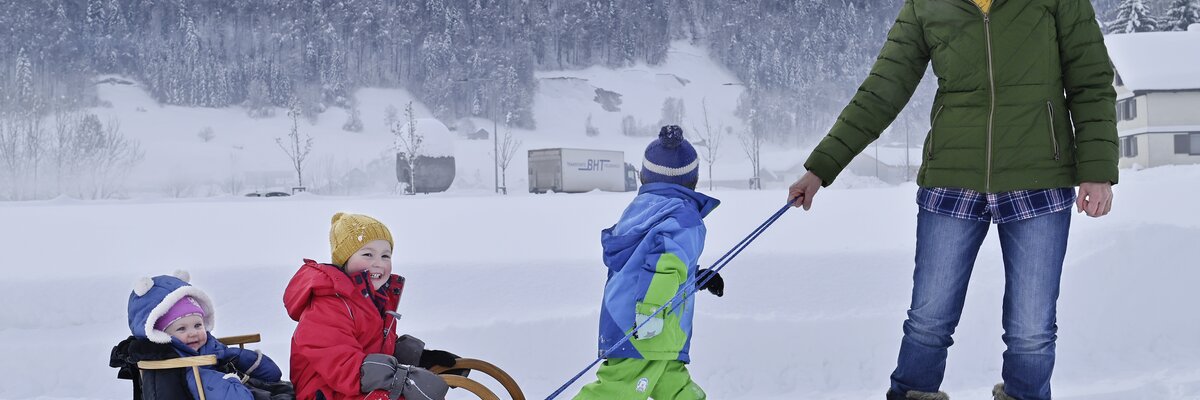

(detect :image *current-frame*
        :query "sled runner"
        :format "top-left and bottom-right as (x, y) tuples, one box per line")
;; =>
(431, 358), (526, 400)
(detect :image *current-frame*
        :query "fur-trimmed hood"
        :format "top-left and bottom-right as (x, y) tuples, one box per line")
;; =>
(126, 270), (216, 344)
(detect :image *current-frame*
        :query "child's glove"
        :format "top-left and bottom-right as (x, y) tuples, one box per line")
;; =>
(696, 268), (724, 297)
(360, 354), (403, 398)
(360, 353), (450, 400)
(400, 365), (450, 400)
(393, 334), (426, 366)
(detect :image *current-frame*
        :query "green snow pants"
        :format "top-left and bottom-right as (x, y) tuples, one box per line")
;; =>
(572, 358), (705, 400)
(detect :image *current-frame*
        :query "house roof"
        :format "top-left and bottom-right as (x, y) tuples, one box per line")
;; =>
(1105, 29), (1200, 92)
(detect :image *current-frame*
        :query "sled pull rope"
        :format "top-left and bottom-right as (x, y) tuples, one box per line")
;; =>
(545, 198), (796, 400)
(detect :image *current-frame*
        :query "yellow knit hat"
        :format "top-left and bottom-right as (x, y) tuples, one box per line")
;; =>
(329, 212), (394, 267)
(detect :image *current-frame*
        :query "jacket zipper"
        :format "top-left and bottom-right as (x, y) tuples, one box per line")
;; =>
(1046, 101), (1060, 160)
(927, 105), (945, 160)
(982, 11), (996, 192)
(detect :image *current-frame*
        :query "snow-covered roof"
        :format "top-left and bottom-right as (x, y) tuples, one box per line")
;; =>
(1105, 29), (1200, 92)
(397, 118), (454, 157)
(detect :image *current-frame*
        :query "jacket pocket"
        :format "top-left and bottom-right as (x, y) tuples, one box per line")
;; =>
(1047, 101), (1060, 160)
(926, 105), (945, 160)
(633, 301), (669, 341)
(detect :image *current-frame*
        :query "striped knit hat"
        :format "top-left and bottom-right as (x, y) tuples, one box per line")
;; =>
(329, 212), (393, 267)
(641, 125), (699, 187)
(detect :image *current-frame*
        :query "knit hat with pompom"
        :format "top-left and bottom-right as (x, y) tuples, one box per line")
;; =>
(329, 212), (393, 267)
(640, 125), (699, 187)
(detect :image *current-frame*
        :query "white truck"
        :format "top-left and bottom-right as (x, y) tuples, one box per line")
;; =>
(528, 148), (635, 193)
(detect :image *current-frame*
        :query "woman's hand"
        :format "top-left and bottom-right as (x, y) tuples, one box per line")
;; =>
(1077, 182), (1113, 217)
(787, 171), (824, 210)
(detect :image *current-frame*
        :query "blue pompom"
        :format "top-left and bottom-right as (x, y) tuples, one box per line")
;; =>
(659, 125), (684, 148)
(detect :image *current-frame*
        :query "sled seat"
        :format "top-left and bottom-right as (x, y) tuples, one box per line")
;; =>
(111, 334), (265, 400)
(114, 334), (525, 400)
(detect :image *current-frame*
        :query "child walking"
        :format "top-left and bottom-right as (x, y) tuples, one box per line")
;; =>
(574, 125), (724, 400)
(125, 271), (291, 400)
(284, 212), (456, 400)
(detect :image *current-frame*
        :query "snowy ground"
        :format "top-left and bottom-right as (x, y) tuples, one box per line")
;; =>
(1, 164), (1198, 400)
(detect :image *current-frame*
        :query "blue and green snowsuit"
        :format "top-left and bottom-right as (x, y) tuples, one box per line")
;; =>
(576, 182), (718, 400)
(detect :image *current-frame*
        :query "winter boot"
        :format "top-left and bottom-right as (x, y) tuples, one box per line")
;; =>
(886, 389), (950, 400)
(992, 383), (1017, 400)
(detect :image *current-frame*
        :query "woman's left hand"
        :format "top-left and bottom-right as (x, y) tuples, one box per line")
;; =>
(1077, 182), (1113, 217)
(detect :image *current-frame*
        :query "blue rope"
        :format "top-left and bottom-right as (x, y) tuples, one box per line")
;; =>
(545, 199), (796, 400)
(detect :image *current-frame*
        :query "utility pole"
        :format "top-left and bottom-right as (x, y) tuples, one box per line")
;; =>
(454, 77), (500, 194)
(492, 93), (499, 194)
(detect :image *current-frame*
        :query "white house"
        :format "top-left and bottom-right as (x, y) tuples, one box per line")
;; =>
(1104, 25), (1200, 169)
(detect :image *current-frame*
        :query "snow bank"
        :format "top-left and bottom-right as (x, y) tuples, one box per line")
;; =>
(1, 165), (1198, 400)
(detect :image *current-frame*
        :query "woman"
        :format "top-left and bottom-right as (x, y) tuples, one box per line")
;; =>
(787, 1), (1118, 399)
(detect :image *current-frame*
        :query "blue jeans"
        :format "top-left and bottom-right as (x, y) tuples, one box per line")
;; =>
(890, 209), (1070, 400)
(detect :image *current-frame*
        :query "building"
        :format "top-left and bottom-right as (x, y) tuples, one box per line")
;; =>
(1105, 26), (1200, 169)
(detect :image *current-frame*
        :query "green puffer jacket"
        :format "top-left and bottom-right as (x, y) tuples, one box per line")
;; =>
(805, 0), (1119, 193)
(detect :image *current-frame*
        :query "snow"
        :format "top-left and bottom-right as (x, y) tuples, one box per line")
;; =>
(1, 165), (1199, 400)
(82, 42), (776, 196)
(8, 38), (1200, 400)
(398, 118), (455, 157)
(88, 79), (427, 194)
(1105, 29), (1200, 92)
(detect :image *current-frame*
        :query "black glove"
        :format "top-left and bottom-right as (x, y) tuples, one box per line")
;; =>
(696, 268), (724, 297)
(418, 349), (458, 369)
(419, 349), (469, 377)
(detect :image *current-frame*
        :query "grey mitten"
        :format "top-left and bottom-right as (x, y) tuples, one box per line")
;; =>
(361, 354), (448, 400)
(398, 366), (450, 400)
(360, 354), (403, 400)
(393, 334), (426, 366)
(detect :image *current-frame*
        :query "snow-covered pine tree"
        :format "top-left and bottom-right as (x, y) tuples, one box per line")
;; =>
(1163, 0), (1200, 31)
(1109, 0), (1161, 33)
(15, 48), (35, 110)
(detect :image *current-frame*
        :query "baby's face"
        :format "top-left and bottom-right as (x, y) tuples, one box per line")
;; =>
(166, 314), (207, 351)
(344, 239), (393, 290)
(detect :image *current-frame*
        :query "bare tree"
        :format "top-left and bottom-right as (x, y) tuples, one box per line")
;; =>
(585, 113), (599, 137)
(22, 109), (45, 199)
(342, 101), (363, 132)
(660, 97), (686, 126)
(75, 116), (143, 199)
(0, 112), (19, 199)
(690, 98), (725, 191)
(384, 104), (399, 129)
(497, 112), (523, 194)
(225, 148), (244, 196)
(276, 101), (313, 189)
(197, 126), (215, 142)
(52, 108), (80, 194)
(392, 101), (423, 194)
(737, 109), (763, 190)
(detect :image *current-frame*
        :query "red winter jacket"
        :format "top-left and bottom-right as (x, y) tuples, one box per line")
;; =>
(284, 259), (404, 400)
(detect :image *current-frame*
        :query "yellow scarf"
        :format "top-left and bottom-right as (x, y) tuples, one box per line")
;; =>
(973, 0), (992, 13)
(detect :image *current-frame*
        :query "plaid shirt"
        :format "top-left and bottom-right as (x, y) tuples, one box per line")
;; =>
(917, 187), (1075, 224)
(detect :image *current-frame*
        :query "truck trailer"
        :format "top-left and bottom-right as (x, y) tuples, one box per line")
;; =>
(528, 148), (634, 193)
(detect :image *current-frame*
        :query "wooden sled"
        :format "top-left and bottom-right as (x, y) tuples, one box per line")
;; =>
(119, 333), (525, 400)
(431, 358), (526, 400)
(115, 334), (265, 400)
